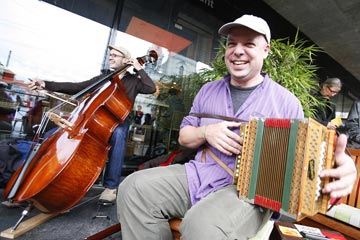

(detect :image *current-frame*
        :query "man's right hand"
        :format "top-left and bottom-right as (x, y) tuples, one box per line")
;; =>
(204, 121), (243, 156)
(28, 78), (45, 91)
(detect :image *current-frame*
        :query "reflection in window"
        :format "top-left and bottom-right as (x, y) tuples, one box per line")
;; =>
(0, 0), (109, 82)
(179, 65), (184, 77)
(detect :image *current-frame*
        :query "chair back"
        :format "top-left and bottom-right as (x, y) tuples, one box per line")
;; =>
(342, 148), (360, 208)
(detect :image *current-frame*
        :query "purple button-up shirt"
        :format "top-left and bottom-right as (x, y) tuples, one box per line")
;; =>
(181, 73), (304, 205)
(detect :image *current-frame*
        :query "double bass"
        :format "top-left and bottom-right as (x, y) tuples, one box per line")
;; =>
(4, 51), (158, 217)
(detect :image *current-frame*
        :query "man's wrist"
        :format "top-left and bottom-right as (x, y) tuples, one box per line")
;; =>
(201, 125), (207, 141)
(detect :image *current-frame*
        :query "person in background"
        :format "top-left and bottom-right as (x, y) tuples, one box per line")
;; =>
(116, 15), (357, 239)
(0, 81), (16, 131)
(142, 113), (153, 126)
(28, 45), (156, 203)
(313, 77), (342, 129)
(134, 104), (144, 125)
(345, 99), (360, 148)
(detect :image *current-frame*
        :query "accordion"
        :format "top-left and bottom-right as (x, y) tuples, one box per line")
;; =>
(234, 118), (336, 221)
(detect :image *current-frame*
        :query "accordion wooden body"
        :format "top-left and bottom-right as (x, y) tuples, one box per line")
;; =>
(234, 118), (336, 221)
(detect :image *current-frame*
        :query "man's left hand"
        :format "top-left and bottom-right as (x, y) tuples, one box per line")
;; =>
(320, 134), (357, 198)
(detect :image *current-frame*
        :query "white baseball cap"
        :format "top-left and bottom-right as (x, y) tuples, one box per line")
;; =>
(218, 15), (271, 43)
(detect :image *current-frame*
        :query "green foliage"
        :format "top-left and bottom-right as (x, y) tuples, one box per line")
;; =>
(189, 32), (326, 117)
(263, 31), (325, 117)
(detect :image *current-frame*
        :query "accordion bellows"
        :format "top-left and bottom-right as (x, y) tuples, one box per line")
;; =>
(234, 118), (336, 221)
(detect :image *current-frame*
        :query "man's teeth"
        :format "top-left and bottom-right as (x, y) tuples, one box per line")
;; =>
(233, 61), (246, 65)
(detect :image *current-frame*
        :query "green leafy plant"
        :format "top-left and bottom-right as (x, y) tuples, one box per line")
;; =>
(189, 32), (326, 118)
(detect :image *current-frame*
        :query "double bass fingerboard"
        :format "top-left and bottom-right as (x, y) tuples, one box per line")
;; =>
(234, 118), (336, 221)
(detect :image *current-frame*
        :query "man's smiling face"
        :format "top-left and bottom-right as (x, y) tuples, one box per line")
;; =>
(224, 26), (270, 87)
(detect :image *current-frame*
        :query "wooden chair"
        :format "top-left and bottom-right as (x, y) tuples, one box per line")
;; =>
(342, 147), (360, 208)
(169, 219), (182, 240)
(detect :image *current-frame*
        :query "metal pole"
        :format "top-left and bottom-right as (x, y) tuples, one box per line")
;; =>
(6, 50), (12, 67)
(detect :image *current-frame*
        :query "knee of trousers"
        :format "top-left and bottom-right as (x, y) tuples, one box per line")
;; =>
(117, 171), (149, 205)
(180, 206), (220, 233)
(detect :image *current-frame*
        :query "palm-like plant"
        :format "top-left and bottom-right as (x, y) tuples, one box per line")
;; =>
(263, 32), (323, 117)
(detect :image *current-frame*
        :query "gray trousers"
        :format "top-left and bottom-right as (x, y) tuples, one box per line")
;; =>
(117, 164), (269, 240)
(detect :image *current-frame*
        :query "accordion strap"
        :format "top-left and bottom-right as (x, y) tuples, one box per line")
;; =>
(190, 113), (246, 123)
(202, 147), (234, 177)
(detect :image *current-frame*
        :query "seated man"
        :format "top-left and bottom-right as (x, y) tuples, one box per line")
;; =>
(116, 15), (357, 239)
(29, 45), (156, 203)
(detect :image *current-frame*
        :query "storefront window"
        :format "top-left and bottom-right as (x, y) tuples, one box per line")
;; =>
(1, 0), (221, 151)
(110, 0), (223, 151)
(0, 0), (109, 82)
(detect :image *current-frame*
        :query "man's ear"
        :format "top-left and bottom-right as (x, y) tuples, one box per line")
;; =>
(263, 44), (270, 59)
